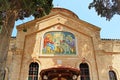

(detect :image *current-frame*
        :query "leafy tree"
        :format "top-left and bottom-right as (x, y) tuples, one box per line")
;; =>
(0, 0), (53, 79)
(89, 0), (120, 20)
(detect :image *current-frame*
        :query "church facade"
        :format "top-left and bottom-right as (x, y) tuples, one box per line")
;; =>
(6, 8), (120, 80)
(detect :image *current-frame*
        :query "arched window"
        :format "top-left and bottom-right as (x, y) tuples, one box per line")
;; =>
(79, 63), (90, 80)
(109, 70), (117, 80)
(28, 62), (39, 80)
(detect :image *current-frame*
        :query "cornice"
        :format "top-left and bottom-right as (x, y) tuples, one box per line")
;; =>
(9, 49), (23, 55)
(96, 50), (120, 55)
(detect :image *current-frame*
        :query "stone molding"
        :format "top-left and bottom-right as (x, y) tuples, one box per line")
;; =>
(10, 49), (23, 55)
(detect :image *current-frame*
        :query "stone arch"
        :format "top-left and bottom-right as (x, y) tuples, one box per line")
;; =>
(108, 66), (119, 80)
(76, 58), (93, 80)
(27, 58), (41, 80)
(27, 57), (41, 70)
(79, 63), (90, 80)
(109, 70), (117, 80)
(28, 62), (39, 80)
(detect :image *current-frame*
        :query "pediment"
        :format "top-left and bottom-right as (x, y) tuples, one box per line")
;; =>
(17, 8), (101, 40)
(18, 15), (99, 38)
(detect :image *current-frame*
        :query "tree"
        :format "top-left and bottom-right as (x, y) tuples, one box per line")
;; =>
(0, 0), (53, 80)
(89, 0), (120, 20)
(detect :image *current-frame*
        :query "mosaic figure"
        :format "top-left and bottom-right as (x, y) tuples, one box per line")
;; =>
(42, 31), (76, 55)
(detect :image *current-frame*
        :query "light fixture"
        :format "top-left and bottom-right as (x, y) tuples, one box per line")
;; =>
(23, 26), (27, 32)
(43, 75), (48, 80)
(72, 75), (77, 80)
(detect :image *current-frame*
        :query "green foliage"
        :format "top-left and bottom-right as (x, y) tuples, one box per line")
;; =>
(17, 0), (53, 20)
(0, 0), (10, 10)
(89, 0), (120, 20)
(0, 0), (53, 32)
(0, 24), (2, 33)
(0, 0), (53, 20)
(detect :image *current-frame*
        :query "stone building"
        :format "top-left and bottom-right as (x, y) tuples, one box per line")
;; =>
(6, 8), (120, 80)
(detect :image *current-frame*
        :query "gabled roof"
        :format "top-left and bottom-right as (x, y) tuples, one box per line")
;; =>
(17, 7), (101, 32)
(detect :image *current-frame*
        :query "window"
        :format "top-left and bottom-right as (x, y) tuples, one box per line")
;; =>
(79, 63), (90, 80)
(109, 70), (117, 80)
(28, 62), (39, 80)
(42, 31), (76, 55)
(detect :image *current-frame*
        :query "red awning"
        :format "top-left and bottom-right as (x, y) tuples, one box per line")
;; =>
(40, 66), (80, 80)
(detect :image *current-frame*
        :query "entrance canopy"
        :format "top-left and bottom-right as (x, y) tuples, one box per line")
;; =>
(40, 66), (80, 80)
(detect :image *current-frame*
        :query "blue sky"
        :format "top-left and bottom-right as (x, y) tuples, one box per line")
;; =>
(12, 0), (120, 39)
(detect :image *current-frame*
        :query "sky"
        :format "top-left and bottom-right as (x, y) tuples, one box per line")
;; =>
(12, 0), (120, 39)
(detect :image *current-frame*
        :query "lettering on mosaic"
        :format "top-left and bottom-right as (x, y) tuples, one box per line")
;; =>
(42, 31), (76, 55)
